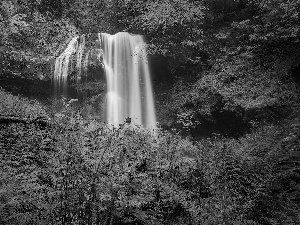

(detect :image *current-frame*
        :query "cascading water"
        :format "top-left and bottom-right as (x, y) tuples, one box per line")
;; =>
(54, 32), (156, 128)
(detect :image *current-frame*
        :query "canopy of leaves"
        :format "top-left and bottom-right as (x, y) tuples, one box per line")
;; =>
(0, 0), (78, 80)
(152, 0), (300, 136)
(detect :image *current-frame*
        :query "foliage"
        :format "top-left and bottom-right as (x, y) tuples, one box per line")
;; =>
(1, 89), (300, 224)
(193, 55), (297, 112)
(234, 0), (300, 46)
(130, 0), (205, 55)
(0, 88), (49, 120)
(0, 96), (200, 224)
(155, 0), (300, 135)
(62, 0), (112, 34)
(1, 0), (300, 223)
(0, 0), (78, 80)
(195, 121), (300, 224)
(160, 51), (299, 137)
(65, 0), (206, 65)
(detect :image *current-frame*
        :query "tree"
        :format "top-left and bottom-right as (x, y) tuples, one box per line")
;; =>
(0, 0), (78, 80)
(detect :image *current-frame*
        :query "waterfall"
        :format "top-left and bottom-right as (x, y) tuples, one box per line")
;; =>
(54, 32), (156, 128)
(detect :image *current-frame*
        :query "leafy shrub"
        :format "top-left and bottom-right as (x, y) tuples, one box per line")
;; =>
(1, 89), (299, 224)
(0, 88), (49, 120)
(193, 120), (300, 224)
(0, 96), (204, 225)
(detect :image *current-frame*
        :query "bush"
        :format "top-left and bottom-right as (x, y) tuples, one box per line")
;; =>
(0, 88), (49, 119)
(0, 97), (204, 224)
(0, 89), (299, 224)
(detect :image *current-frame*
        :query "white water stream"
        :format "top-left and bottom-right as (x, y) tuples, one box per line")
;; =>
(54, 32), (156, 128)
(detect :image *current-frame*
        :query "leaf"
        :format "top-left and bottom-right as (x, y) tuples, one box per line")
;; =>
(10, 13), (29, 34)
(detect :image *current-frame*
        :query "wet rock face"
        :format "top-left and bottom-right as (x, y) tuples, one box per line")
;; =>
(55, 33), (107, 103)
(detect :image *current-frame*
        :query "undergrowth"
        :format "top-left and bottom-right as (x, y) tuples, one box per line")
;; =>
(0, 90), (299, 224)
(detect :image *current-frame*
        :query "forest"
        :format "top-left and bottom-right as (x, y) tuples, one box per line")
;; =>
(0, 0), (300, 224)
